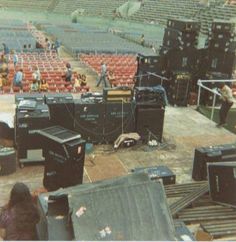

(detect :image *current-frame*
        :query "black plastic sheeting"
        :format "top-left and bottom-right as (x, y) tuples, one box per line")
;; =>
(37, 173), (176, 241)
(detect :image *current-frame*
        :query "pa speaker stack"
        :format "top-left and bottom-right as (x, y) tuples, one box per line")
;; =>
(135, 86), (166, 142)
(159, 18), (201, 106)
(45, 93), (74, 130)
(206, 20), (236, 78)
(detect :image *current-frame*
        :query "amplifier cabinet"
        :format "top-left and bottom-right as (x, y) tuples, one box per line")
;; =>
(135, 105), (165, 142)
(103, 87), (133, 103)
(15, 93), (45, 105)
(74, 100), (105, 143)
(104, 102), (135, 143)
(132, 165), (176, 185)
(135, 86), (166, 107)
(208, 162), (236, 207)
(16, 104), (51, 130)
(45, 93), (74, 130)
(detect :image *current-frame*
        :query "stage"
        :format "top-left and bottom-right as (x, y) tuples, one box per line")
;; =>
(0, 94), (235, 207)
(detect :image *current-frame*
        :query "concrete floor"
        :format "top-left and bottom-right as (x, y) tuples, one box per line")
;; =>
(0, 94), (235, 208)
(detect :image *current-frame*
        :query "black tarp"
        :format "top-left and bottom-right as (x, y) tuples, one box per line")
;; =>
(37, 173), (175, 241)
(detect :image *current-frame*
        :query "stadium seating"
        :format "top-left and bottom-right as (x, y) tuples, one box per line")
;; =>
(80, 54), (137, 87)
(0, 0), (53, 12)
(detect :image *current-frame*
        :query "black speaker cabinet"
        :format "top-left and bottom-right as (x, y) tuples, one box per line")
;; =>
(131, 165), (176, 185)
(211, 20), (236, 33)
(208, 162), (236, 207)
(74, 100), (105, 143)
(192, 147), (222, 181)
(38, 126), (86, 191)
(167, 19), (200, 32)
(163, 27), (199, 49)
(166, 47), (200, 72)
(207, 34), (236, 52)
(45, 93), (74, 130)
(136, 106), (165, 142)
(207, 51), (236, 76)
(15, 93), (45, 105)
(16, 104), (51, 130)
(104, 102), (135, 143)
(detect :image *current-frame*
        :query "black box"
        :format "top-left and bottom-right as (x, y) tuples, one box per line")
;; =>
(74, 100), (105, 143)
(131, 166), (176, 185)
(167, 19), (200, 32)
(45, 93), (74, 130)
(208, 162), (236, 208)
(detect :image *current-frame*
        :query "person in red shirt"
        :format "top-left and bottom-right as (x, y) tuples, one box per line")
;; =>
(0, 183), (40, 240)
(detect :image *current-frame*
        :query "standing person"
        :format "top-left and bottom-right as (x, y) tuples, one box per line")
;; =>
(45, 38), (51, 51)
(0, 183), (40, 240)
(32, 66), (41, 85)
(96, 62), (109, 87)
(54, 38), (61, 55)
(12, 50), (19, 70)
(13, 69), (24, 89)
(2, 43), (10, 63)
(63, 63), (72, 86)
(217, 82), (234, 127)
(140, 34), (145, 46)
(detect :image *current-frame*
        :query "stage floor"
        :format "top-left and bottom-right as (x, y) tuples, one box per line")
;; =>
(0, 94), (235, 207)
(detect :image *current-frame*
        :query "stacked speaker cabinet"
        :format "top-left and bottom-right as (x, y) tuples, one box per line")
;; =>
(136, 104), (165, 142)
(160, 19), (201, 106)
(45, 93), (74, 130)
(15, 103), (52, 161)
(208, 162), (236, 207)
(206, 20), (236, 78)
(37, 126), (85, 191)
(74, 99), (105, 144)
(104, 102), (135, 143)
(135, 54), (164, 87)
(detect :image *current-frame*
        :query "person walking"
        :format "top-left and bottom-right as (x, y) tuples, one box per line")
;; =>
(96, 62), (109, 87)
(217, 82), (234, 127)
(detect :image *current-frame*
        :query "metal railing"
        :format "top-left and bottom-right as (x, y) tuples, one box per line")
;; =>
(197, 79), (236, 120)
